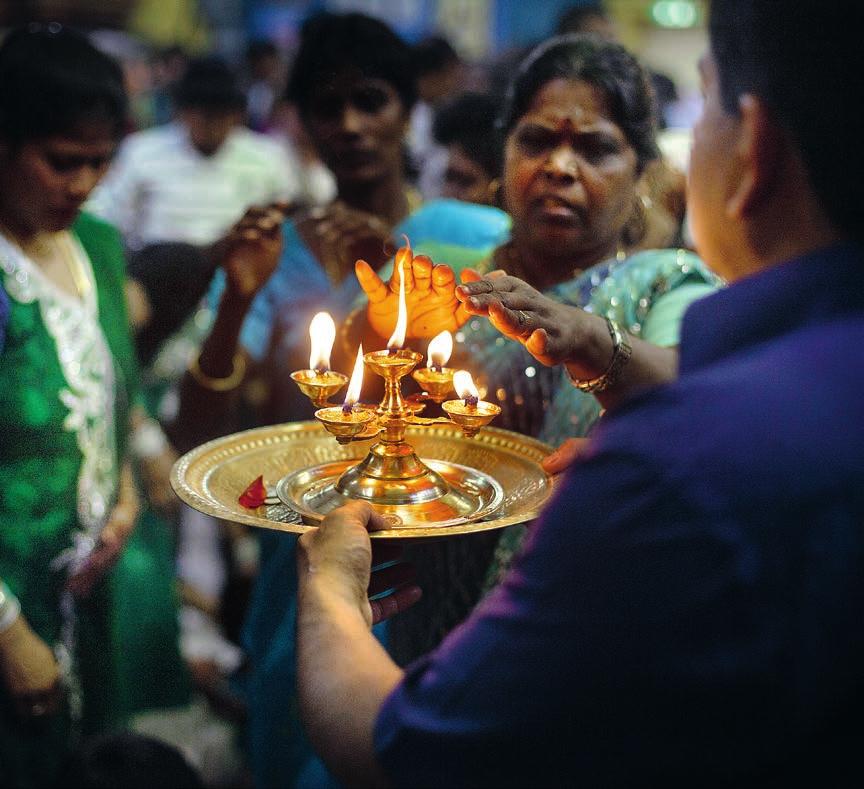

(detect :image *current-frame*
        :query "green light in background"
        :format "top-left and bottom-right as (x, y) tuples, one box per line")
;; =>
(651, 0), (699, 28)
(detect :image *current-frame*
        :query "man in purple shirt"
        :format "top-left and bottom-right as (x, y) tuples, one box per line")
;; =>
(295, 1), (864, 785)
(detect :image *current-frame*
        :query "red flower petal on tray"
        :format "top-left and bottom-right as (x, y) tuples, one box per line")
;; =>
(239, 475), (266, 508)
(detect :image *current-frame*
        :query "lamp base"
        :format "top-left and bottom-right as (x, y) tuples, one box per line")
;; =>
(276, 457), (503, 528)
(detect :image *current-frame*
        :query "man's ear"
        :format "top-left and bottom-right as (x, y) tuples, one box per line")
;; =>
(726, 93), (782, 220)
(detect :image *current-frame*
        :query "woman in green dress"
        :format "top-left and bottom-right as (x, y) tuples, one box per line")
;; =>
(0, 25), (154, 786)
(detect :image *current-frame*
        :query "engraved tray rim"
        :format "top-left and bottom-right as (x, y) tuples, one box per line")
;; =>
(170, 420), (558, 539)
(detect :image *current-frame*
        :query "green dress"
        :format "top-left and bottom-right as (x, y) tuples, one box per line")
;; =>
(0, 214), (185, 786)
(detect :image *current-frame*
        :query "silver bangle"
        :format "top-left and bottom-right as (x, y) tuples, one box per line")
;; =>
(0, 580), (22, 633)
(570, 316), (633, 393)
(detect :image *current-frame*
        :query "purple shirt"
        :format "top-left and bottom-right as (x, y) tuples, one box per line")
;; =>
(374, 243), (864, 787)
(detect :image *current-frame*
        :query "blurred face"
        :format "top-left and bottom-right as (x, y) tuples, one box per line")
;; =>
(304, 75), (408, 186)
(687, 51), (740, 279)
(441, 144), (494, 205)
(0, 119), (117, 236)
(502, 78), (639, 267)
(180, 107), (242, 157)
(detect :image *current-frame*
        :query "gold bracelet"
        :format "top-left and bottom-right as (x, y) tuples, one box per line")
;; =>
(188, 352), (246, 392)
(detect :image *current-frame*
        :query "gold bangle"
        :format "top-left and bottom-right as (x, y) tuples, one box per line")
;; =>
(188, 352), (246, 392)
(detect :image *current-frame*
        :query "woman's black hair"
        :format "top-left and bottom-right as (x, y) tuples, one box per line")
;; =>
(0, 23), (127, 146)
(286, 12), (416, 117)
(500, 33), (658, 173)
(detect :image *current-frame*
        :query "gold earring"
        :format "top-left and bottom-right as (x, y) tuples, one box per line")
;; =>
(621, 193), (649, 249)
(486, 178), (502, 207)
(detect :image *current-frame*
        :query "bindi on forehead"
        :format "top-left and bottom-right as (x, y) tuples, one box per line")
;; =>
(524, 78), (617, 132)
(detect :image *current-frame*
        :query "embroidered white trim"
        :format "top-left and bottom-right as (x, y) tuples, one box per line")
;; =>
(0, 231), (118, 538)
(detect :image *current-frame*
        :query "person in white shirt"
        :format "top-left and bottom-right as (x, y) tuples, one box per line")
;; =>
(89, 55), (300, 250)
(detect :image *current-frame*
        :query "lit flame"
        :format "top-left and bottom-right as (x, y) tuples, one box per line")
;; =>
(427, 331), (453, 369)
(387, 239), (411, 350)
(453, 370), (479, 400)
(344, 344), (365, 407)
(309, 312), (336, 372)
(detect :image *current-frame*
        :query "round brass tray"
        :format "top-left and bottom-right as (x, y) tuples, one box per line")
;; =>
(171, 421), (557, 539)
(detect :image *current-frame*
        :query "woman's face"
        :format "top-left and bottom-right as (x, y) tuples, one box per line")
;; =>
(0, 119), (117, 236)
(502, 78), (639, 266)
(304, 74), (408, 187)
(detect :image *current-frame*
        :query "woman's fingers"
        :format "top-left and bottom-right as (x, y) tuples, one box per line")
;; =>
(459, 268), (483, 284)
(390, 245), (415, 293)
(370, 585), (422, 624)
(431, 264), (457, 297)
(412, 255), (433, 293)
(487, 300), (529, 340)
(356, 259), (390, 303)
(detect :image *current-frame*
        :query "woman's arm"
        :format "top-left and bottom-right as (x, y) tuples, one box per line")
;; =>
(0, 583), (62, 720)
(455, 274), (679, 412)
(168, 205), (285, 452)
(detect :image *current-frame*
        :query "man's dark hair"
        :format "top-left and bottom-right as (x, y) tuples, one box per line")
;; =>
(556, 3), (609, 35)
(709, 0), (864, 240)
(172, 56), (246, 111)
(286, 12), (416, 117)
(433, 92), (503, 179)
(413, 35), (460, 78)
(501, 33), (658, 173)
(0, 23), (127, 145)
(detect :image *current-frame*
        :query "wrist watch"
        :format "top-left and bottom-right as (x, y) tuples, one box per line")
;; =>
(570, 316), (633, 393)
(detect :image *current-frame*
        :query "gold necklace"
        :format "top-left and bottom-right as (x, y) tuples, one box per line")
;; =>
(0, 224), (92, 301)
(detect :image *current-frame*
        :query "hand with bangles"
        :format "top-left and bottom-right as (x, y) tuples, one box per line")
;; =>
(218, 202), (287, 302)
(298, 200), (394, 283)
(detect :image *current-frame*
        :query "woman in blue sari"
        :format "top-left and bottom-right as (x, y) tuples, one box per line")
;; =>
(352, 34), (719, 661)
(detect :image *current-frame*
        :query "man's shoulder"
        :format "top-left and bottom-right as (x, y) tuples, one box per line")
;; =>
(226, 128), (289, 163)
(596, 318), (864, 509)
(118, 123), (182, 155)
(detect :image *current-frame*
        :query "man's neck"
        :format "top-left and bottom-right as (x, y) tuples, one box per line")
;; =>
(338, 171), (410, 226)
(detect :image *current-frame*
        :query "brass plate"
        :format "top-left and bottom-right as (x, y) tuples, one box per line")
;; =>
(276, 459), (504, 527)
(171, 421), (557, 539)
